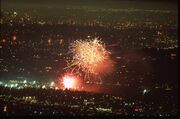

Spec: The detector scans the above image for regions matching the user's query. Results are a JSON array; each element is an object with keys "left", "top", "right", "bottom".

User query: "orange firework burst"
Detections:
[{"left": 67, "top": 38, "right": 113, "bottom": 79}]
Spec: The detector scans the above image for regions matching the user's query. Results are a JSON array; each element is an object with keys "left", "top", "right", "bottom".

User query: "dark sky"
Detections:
[
  {"left": 1, "top": 0, "right": 177, "bottom": 10},
  {"left": 1, "top": 0, "right": 177, "bottom": 6}
]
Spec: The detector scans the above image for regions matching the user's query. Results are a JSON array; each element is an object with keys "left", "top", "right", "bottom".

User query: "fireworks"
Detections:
[
  {"left": 61, "top": 73, "right": 83, "bottom": 90},
  {"left": 67, "top": 38, "right": 114, "bottom": 78},
  {"left": 63, "top": 75, "right": 76, "bottom": 89}
]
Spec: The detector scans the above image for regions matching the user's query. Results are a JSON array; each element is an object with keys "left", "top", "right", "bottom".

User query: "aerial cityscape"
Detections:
[{"left": 0, "top": 0, "right": 178, "bottom": 117}]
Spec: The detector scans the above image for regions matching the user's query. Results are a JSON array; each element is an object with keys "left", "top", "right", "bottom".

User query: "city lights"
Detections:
[{"left": 0, "top": 0, "right": 178, "bottom": 117}]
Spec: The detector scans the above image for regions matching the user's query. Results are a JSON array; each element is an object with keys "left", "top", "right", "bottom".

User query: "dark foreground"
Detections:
[{"left": 0, "top": 84, "right": 178, "bottom": 116}]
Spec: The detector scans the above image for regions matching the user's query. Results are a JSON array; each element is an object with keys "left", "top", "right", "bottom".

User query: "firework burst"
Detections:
[{"left": 66, "top": 37, "right": 114, "bottom": 81}]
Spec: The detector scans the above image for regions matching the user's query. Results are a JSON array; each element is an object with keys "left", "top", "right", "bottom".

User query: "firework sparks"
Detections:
[
  {"left": 62, "top": 75, "right": 76, "bottom": 89},
  {"left": 67, "top": 38, "right": 114, "bottom": 78}
]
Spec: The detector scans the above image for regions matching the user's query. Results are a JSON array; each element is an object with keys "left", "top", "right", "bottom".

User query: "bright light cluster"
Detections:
[
  {"left": 62, "top": 75, "right": 76, "bottom": 89},
  {"left": 68, "top": 38, "right": 110, "bottom": 75}
]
